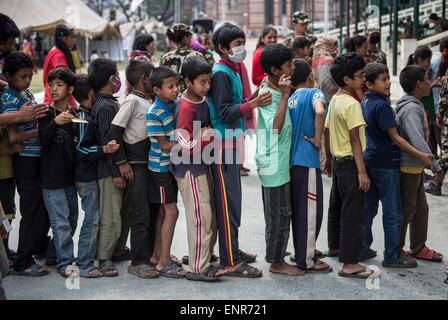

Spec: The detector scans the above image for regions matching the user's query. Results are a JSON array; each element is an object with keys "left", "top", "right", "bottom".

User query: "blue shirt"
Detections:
[
  {"left": 147, "top": 96, "right": 176, "bottom": 173},
  {"left": 1, "top": 87, "right": 41, "bottom": 157},
  {"left": 289, "top": 88, "right": 326, "bottom": 169},
  {"left": 361, "top": 92, "right": 400, "bottom": 169}
]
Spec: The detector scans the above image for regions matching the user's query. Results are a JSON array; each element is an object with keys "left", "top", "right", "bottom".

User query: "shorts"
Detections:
[
  {"left": 0, "top": 178, "right": 16, "bottom": 219},
  {"left": 148, "top": 171, "right": 178, "bottom": 204}
]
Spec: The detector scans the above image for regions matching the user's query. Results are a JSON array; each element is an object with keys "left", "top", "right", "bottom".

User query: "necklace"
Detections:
[
  {"left": 266, "top": 79, "right": 280, "bottom": 91},
  {"left": 132, "top": 90, "right": 150, "bottom": 100},
  {"left": 339, "top": 89, "right": 352, "bottom": 96}
]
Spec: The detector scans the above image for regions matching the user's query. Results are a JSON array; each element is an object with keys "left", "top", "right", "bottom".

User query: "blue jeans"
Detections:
[
  {"left": 360, "top": 167, "right": 402, "bottom": 263},
  {"left": 42, "top": 186, "right": 78, "bottom": 270},
  {"left": 76, "top": 181, "right": 100, "bottom": 269}
]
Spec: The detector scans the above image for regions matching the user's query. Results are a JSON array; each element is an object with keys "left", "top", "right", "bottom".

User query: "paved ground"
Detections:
[{"left": 3, "top": 37, "right": 448, "bottom": 300}]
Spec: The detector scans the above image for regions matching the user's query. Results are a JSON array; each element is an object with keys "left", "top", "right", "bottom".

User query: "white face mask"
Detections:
[{"left": 229, "top": 45, "right": 247, "bottom": 63}]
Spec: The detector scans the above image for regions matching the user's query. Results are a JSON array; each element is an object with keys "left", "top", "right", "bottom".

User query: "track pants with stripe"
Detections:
[
  {"left": 291, "top": 166, "right": 324, "bottom": 270},
  {"left": 210, "top": 150, "right": 242, "bottom": 267},
  {"left": 176, "top": 171, "right": 217, "bottom": 274}
]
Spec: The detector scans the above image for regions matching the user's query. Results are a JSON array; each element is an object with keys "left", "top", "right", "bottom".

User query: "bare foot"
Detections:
[{"left": 270, "top": 261, "right": 305, "bottom": 276}]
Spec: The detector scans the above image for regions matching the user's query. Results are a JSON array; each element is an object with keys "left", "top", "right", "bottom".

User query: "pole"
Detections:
[
  {"left": 311, "top": 0, "right": 315, "bottom": 33},
  {"left": 174, "top": 0, "right": 180, "bottom": 23},
  {"left": 324, "top": 0, "right": 329, "bottom": 35},
  {"left": 346, "top": 0, "right": 350, "bottom": 38},
  {"left": 339, "top": 0, "right": 344, "bottom": 52},
  {"left": 443, "top": 0, "right": 446, "bottom": 24},
  {"left": 378, "top": 0, "right": 383, "bottom": 50},
  {"left": 413, "top": 0, "right": 419, "bottom": 39},
  {"left": 392, "top": 0, "right": 398, "bottom": 76},
  {"left": 355, "top": 0, "right": 359, "bottom": 34}
]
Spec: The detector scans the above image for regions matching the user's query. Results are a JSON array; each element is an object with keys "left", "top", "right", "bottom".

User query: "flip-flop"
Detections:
[
  {"left": 185, "top": 265, "right": 224, "bottom": 282},
  {"left": 58, "top": 265, "right": 79, "bottom": 279},
  {"left": 303, "top": 260, "right": 333, "bottom": 273},
  {"left": 411, "top": 246, "right": 443, "bottom": 262},
  {"left": 238, "top": 250, "right": 257, "bottom": 264},
  {"left": 79, "top": 265, "right": 103, "bottom": 278},
  {"left": 128, "top": 264, "right": 159, "bottom": 279},
  {"left": 11, "top": 263, "right": 49, "bottom": 277},
  {"left": 224, "top": 262, "right": 262, "bottom": 278},
  {"left": 99, "top": 260, "right": 119, "bottom": 277},
  {"left": 338, "top": 268, "right": 374, "bottom": 279},
  {"left": 157, "top": 261, "right": 187, "bottom": 279},
  {"left": 182, "top": 254, "right": 219, "bottom": 265}
]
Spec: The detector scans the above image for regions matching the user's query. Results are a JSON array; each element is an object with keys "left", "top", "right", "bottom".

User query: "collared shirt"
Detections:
[
  {"left": 147, "top": 96, "right": 176, "bottom": 173},
  {"left": 1, "top": 87, "right": 40, "bottom": 157}
]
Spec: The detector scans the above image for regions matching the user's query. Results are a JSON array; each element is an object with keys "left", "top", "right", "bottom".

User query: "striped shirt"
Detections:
[
  {"left": 147, "top": 96, "right": 176, "bottom": 172},
  {"left": 91, "top": 93, "right": 121, "bottom": 179},
  {"left": 1, "top": 87, "right": 40, "bottom": 157}
]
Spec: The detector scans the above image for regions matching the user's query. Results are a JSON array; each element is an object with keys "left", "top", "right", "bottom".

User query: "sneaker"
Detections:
[
  {"left": 424, "top": 181, "right": 442, "bottom": 196},
  {"left": 382, "top": 254, "right": 418, "bottom": 268}
]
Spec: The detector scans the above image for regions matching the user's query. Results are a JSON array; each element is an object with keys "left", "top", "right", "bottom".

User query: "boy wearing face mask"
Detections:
[
  {"left": 208, "top": 23, "right": 272, "bottom": 278},
  {"left": 89, "top": 58, "right": 124, "bottom": 277},
  {"left": 365, "top": 27, "right": 387, "bottom": 66}
]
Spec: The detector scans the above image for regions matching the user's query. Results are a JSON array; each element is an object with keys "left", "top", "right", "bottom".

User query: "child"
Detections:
[
  {"left": 38, "top": 67, "right": 78, "bottom": 278},
  {"left": 89, "top": 58, "right": 124, "bottom": 276},
  {"left": 170, "top": 56, "right": 223, "bottom": 281},
  {"left": 395, "top": 65, "right": 444, "bottom": 262},
  {"left": 252, "top": 26, "right": 278, "bottom": 87},
  {"left": 255, "top": 43, "right": 304, "bottom": 276},
  {"left": 324, "top": 52, "right": 372, "bottom": 279},
  {"left": 147, "top": 67, "right": 186, "bottom": 278},
  {"left": 292, "top": 37, "right": 311, "bottom": 63},
  {"left": 360, "top": 62, "right": 433, "bottom": 268},
  {"left": 72, "top": 74, "right": 119, "bottom": 278},
  {"left": 198, "top": 34, "right": 215, "bottom": 66},
  {"left": 437, "top": 67, "right": 448, "bottom": 184},
  {"left": 1, "top": 52, "right": 50, "bottom": 277},
  {"left": 108, "top": 61, "right": 159, "bottom": 279},
  {"left": 288, "top": 58, "right": 332, "bottom": 273},
  {"left": 208, "top": 23, "right": 271, "bottom": 277}
]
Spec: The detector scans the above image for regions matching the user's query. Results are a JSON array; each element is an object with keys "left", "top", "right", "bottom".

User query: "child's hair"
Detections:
[
  {"left": 73, "top": 74, "right": 92, "bottom": 102},
  {"left": 291, "top": 58, "right": 312, "bottom": 87},
  {"left": 47, "top": 67, "right": 76, "bottom": 87},
  {"left": 292, "top": 37, "right": 311, "bottom": 53},
  {"left": 399, "top": 65, "right": 426, "bottom": 93},
  {"left": 364, "top": 62, "right": 389, "bottom": 84},
  {"left": 0, "top": 13, "right": 20, "bottom": 44},
  {"left": 438, "top": 37, "right": 448, "bottom": 77},
  {"left": 344, "top": 35, "right": 367, "bottom": 53},
  {"left": 87, "top": 58, "right": 118, "bottom": 92},
  {"left": 198, "top": 34, "right": 210, "bottom": 46},
  {"left": 132, "top": 34, "right": 155, "bottom": 51},
  {"left": 54, "top": 24, "right": 76, "bottom": 72},
  {"left": 406, "top": 45, "right": 432, "bottom": 66},
  {"left": 330, "top": 52, "right": 366, "bottom": 87},
  {"left": 126, "top": 60, "right": 155, "bottom": 87},
  {"left": 212, "top": 23, "right": 246, "bottom": 56},
  {"left": 150, "top": 66, "right": 177, "bottom": 89},
  {"left": 260, "top": 43, "right": 294, "bottom": 76},
  {"left": 256, "top": 26, "right": 277, "bottom": 49},
  {"left": 166, "top": 24, "right": 191, "bottom": 44},
  {"left": 181, "top": 56, "right": 212, "bottom": 82},
  {"left": 3, "top": 51, "right": 33, "bottom": 76}
]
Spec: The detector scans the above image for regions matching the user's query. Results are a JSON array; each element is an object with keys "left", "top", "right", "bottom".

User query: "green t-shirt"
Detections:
[
  {"left": 421, "top": 91, "right": 436, "bottom": 124},
  {"left": 255, "top": 86, "right": 292, "bottom": 187}
]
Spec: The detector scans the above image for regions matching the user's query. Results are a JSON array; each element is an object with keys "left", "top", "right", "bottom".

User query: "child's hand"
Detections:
[
  {"left": 18, "top": 102, "right": 48, "bottom": 122},
  {"left": 54, "top": 112, "right": 74, "bottom": 125},
  {"left": 278, "top": 74, "right": 292, "bottom": 96},
  {"left": 0, "top": 226, "right": 8, "bottom": 240},
  {"left": 12, "top": 144, "right": 24, "bottom": 153},
  {"left": 104, "top": 140, "right": 120, "bottom": 154},
  {"left": 436, "top": 115, "right": 443, "bottom": 128},
  {"left": 119, "top": 163, "right": 134, "bottom": 182},
  {"left": 418, "top": 153, "right": 434, "bottom": 169},
  {"left": 113, "top": 176, "right": 126, "bottom": 189},
  {"left": 304, "top": 136, "right": 321, "bottom": 149},
  {"left": 431, "top": 76, "right": 443, "bottom": 88},
  {"left": 323, "top": 159, "right": 332, "bottom": 177},
  {"left": 358, "top": 171, "right": 371, "bottom": 192},
  {"left": 251, "top": 91, "right": 272, "bottom": 109}
]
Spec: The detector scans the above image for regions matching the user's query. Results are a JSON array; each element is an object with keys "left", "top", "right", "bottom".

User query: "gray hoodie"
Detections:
[{"left": 395, "top": 94, "right": 442, "bottom": 171}]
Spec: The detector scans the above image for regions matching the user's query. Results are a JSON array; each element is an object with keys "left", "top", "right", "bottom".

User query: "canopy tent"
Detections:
[{"left": 0, "top": 0, "right": 120, "bottom": 39}]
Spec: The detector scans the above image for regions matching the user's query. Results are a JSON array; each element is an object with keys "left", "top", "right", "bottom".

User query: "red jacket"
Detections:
[{"left": 252, "top": 47, "right": 266, "bottom": 87}]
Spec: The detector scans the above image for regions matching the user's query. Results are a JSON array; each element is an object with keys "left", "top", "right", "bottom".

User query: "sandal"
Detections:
[
  {"left": 170, "top": 255, "right": 183, "bottom": 267},
  {"left": 338, "top": 267, "right": 374, "bottom": 279},
  {"left": 11, "top": 263, "right": 49, "bottom": 277},
  {"left": 99, "top": 260, "right": 119, "bottom": 277},
  {"left": 185, "top": 264, "right": 224, "bottom": 282},
  {"left": 58, "top": 265, "right": 79, "bottom": 279},
  {"left": 224, "top": 262, "right": 262, "bottom": 278},
  {"left": 79, "top": 265, "right": 103, "bottom": 278},
  {"left": 411, "top": 245, "right": 443, "bottom": 262},
  {"left": 289, "top": 249, "right": 325, "bottom": 263},
  {"left": 302, "top": 260, "right": 333, "bottom": 273},
  {"left": 238, "top": 249, "right": 257, "bottom": 264},
  {"left": 157, "top": 261, "right": 187, "bottom": 279},
  {"left": 111, "top": 247, "right": 131, "bottom": 262},
  {"left": 182, "top": 254, "right": 220, "bottom": 265},
  {"left": 128, "top": 264, "right": 159, "bottom": 279},
  {"left": 358, "top": 248, "right": 377, "bottom": 262}
]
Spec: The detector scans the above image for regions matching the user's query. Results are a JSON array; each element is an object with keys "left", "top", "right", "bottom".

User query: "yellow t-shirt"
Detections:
[{"left": 325, "top": 93, "right": 366, "bottom": 158}]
